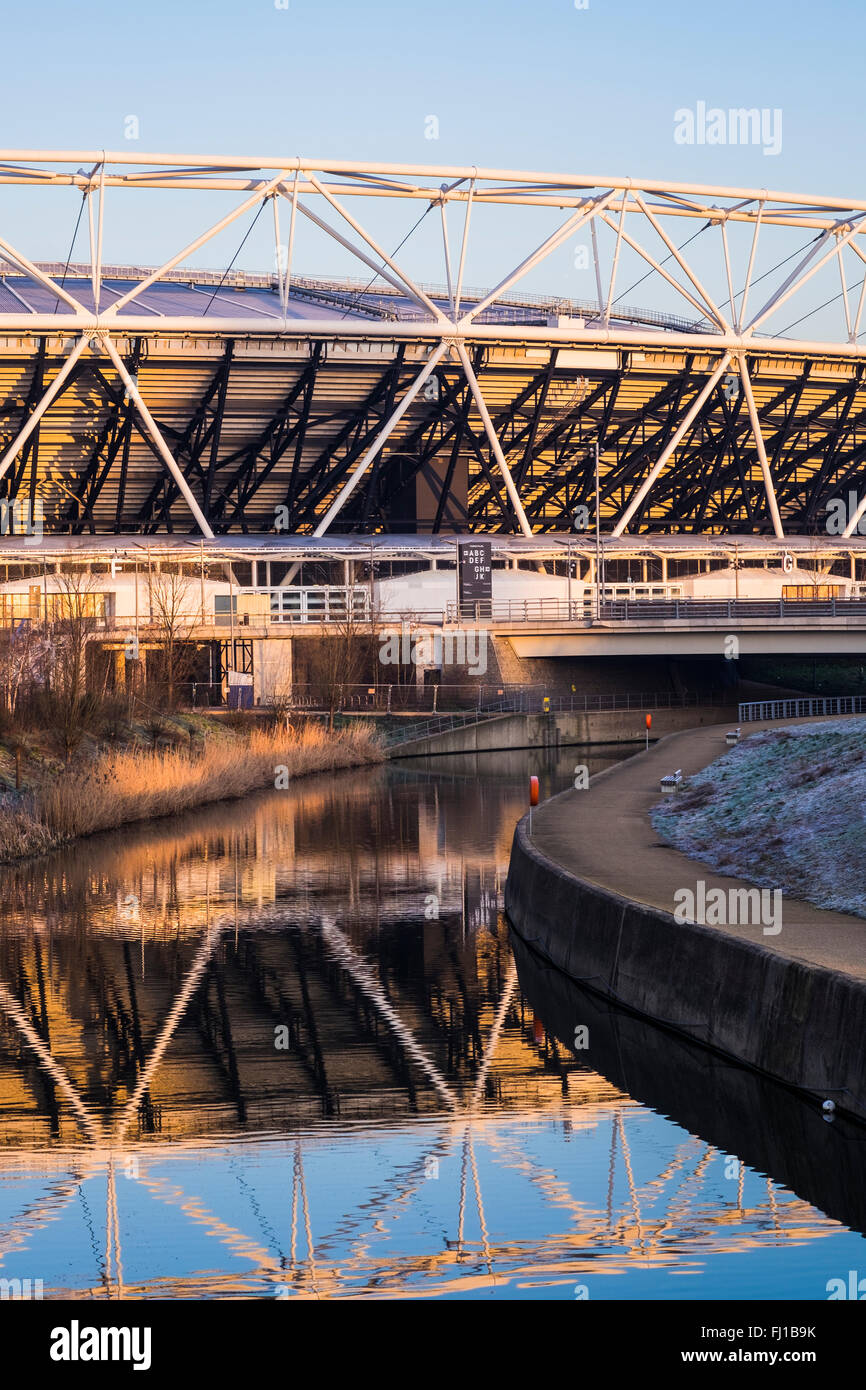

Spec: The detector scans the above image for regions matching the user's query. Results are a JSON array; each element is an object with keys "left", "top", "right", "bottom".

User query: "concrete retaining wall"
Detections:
[
  {"left": 505, "top": 818, "right": 866, "bottom": 1123},
  {"left": 394, "top": 704, "right": 731, "bottom": 757}
]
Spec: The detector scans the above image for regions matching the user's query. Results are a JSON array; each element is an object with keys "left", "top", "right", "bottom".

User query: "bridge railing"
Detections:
[
  {"left": 28, "top": 594, "right": 866, "bottom": 641},
  {"left": 738, "top": 695, "right": 866, "bottom": 722},
  {"left": 598, "top": 597, "right": 866, "bottom": 623}
]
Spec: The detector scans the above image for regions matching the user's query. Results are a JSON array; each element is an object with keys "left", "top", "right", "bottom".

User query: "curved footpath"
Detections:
[{"left": 505, "top": 717, "right": 866, "bottom": 1122}]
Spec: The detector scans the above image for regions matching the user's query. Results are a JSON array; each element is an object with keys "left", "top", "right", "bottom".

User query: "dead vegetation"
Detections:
[{"left": 0, "top": 720, "right": 383, "bottom": 864}]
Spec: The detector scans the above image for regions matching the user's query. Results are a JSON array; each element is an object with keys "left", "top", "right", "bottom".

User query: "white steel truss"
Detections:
[{"left": 3, "top": 152, "right": 866, "bottom": 536}]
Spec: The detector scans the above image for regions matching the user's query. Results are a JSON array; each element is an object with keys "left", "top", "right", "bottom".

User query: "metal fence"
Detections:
[
  {"left": 287, "top": 682, "right": 722, "bottom": 716},
  {"left": 738, "top": 695, "right": 866, "bottom": 722},
  {"left": 383, "top": 689, "right": 726, "bottom": 745},
  {"left": 598, "top": 597, "right": 866, "bottom": 623}
]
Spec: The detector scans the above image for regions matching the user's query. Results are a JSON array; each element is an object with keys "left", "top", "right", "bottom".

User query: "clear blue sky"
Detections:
[{"left": 0, "top": 0, "right": 862, "bottom": 310}]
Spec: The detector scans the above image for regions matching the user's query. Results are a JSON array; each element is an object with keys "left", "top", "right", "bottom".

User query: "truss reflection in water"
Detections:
[{"left": 0, "top": 751, "right": 861, "bottom": 1298}]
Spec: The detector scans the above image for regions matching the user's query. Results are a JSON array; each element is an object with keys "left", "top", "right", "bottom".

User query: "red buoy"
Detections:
[
  {"left": 645, "top": 713, "right": 652, "bottom": 729},
  {"left": 529, "top": 775, "right": 539, "bottom": 806}
]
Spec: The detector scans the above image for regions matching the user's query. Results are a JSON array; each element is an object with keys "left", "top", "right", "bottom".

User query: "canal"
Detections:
[{"left": 0, "top": 744, "right": 863, "bottom": 1299}]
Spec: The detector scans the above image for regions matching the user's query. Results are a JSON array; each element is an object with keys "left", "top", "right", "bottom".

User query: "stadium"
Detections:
[
  {"left": 0, "top": 150, "right": 865, "bottom": 541},
  {"left": 2, "top": 152, "right": 866, "bottom": 708}
]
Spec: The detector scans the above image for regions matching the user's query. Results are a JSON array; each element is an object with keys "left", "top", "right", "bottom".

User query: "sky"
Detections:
[{"left": 0, "top": 0, "right": 863, "bottom": 319}]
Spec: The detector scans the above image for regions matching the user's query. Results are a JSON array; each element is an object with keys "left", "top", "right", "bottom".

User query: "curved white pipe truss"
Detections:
[{"left": 1, "top": 153, "right": 866, "bottom": 537}]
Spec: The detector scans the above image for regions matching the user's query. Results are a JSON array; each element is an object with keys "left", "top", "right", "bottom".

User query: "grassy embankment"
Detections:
[
  {"left": 651, "top": 718, "right": 866, "bottom": 918},
  {"left": 0, "top": 719, "right": 383, "bottom": 863}
]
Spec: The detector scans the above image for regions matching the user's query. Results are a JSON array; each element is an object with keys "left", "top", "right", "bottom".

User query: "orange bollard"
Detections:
[{"left": 528, "top": 774, "right": 540, "bottom": 836}]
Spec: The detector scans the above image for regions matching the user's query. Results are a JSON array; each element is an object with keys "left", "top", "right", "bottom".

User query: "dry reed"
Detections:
[{"left": 0, "top": 722, "right": 383, "bottom": 861}]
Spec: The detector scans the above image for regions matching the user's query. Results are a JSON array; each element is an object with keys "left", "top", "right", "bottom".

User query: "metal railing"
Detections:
[
  {"left": 383, "top": 708, "right": 497, "bottom": 747},
  {"left": 738, "top": 695, "right": 866, "bottom": 722},
  {"left": 11, "top": 593, "right": 866, "bottom": 638},
  {"left": 598, "top": 597, "right": 866, "bottom": 623},
  {"left": 384, "top": 688, "right": 726, "bottom": 745},
  {"left": 288, "top": 681, "right": 722, "bottom": 717}
]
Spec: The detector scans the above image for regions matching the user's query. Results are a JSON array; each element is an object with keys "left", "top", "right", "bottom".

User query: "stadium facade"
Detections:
[{"left": 0, "top": 152, "right": 865, "bottom": 541}]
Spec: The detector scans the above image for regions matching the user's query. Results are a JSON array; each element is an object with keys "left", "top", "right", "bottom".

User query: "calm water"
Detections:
[{"left": 0, "top": 743, "right": 863, "bottom": 1300}]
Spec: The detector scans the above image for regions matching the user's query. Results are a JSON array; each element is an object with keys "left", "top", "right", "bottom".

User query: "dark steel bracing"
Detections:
[{"left": 2, "top": 336, "right": 866, "bottom": 536}]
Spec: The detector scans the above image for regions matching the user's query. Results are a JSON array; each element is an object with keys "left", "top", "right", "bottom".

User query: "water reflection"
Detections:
[{"left": 0, "top": 742, "right": 863, "bottom": 1299}]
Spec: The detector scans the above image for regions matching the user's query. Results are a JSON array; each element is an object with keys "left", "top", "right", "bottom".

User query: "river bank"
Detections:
[
  {"left": 0, "top": 719, "right": 383, "bottom": 863},
  {"left": 651, "top": 717, "right": 866, "bottom": 919},
  {"left": 505, "top": 718, "right": 866, "bottom": 1122}
]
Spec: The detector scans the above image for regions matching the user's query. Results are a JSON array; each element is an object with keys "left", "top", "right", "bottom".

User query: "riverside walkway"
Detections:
[{"left": 526, "top": 716, "right": 866, "bottom": 982}]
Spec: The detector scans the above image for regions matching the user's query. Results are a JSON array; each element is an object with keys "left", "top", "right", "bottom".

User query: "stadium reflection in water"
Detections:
[{"left": 0, "top": 745, "right": 864, "bottom": 1300}]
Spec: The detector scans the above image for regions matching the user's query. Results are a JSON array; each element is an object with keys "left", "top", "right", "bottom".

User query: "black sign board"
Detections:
[{"left": 458, "top": 540, "right": 492, "bottom": 617}]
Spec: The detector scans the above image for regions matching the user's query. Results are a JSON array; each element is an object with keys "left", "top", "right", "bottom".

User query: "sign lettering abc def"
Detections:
[{"left": 458, "top": 540, "right": 493, "bottom": 608}]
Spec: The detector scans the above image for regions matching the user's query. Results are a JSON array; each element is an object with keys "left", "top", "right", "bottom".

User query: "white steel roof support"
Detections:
[
  {"left": 440, "top": 197, "right": 455, "bottom": 318},
  {"left": 590, "top": 218, "right": 604, "bottom": 318},
  {"left": 453, "top": 176, "right": 474, "bottom": 319},
  {"left": 597, "top": 210, "right": 720, "bottom": 326},
  {"left": 283, "top": 168, "right": 300, "bottom": 320},
  {"left": 720, "top": 220, "right": 737, "bottom": 329},
  {"left": 305, "top": 172, "right": 444, "bottom": 323},
  {"left": 98, "top": 335, "right": 215, "bottom": 538},
  {"left": 0, "top": 334, "right": 91, "bottom": 485},
  {"left": 289, "top": 192, "right": 442, "bottom": 320},
  {"left": 313, "top": 339, "right": 450, "bottom": 536},
  {"left": 737, "top": 353, "right": 785, "bottom": 539},
  {"left": 103, "top": 171, "right": 291, "bottom": 317},
  {"left": 737, "top": 201, "right": 764, "bottom": 332},
  {"left": 459, "top": 191, "right": 616, "bottom": 326},
  {"left": 4, "top": 152, "right": 866, "bottom": 216},
  {"left": 612, "top": 353, "right": 733, "bottom": 536},
  {"left": 453, "top": 339, "right": 533, "bottom": 538},
  {"left": 604, "top": 195, "right": 629, "bottom": 324},
  {"left": 836, "top": 243, "right": 853, "bottom": 340},
  {"left": 630, "top": 190, "right": 731, "bottom": 332},
  {"left": 848, "top": 243, "right": 866, "bottom": 342},
  {"left": 87, "top": 159, "right": 106, "bottom": 314},
  {"left": 744, "top": 216, "right": 866, "bottom": 336},
  {"left": 0, "top": 232, "right": 87, "bottom": 315}
]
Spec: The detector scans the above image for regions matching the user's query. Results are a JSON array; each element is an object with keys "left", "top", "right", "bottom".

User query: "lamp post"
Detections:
[{"left": 594, "top": 440, "right": 604, "bottom": 620}]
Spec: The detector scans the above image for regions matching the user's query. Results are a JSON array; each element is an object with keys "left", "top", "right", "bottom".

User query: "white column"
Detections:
[
  {"left": 453, "top": 340, "right": 533, "bottom": 537},
  {"left": 613, "top": 354, "right": 732, "bottom": 536},
  {"left": 313, "top": 341, "right": 450, "bottom": 537},
  {"left": 99, "top": 335, "right": 215, "bottom": 538},
  {"left": 738, "top": 354, "right": 784, "bottom": 538}
]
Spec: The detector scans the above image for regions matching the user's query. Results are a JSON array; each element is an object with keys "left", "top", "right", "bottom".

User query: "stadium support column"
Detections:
[
  {"left": 99, "top": 335, "right": 215, "bottom": 540},
  {"left": 738, "top": 353, "right": 784, "bottom": 539},
  {"left": 453, "top": 340, "right": 533, "bottom": 538},
  {"left": 612, "top": 354, "right": 732, "bottom": 537},
  {"left": 313, "top": 340, "right": 450, "bottom": 537}
]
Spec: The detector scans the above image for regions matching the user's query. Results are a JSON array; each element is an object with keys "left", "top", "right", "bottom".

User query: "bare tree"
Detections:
[
  {"left": 49, "top": 568, "right": 101, "bottom": 760},
  {"left": 316, "top": 599, "right": 377, "bottom": 730},
  {"left": 148, "top": 568, "right": 200, "bottom": 709},
  {"left": 0, "top": 619, "right": 52, "bottom": 719}
]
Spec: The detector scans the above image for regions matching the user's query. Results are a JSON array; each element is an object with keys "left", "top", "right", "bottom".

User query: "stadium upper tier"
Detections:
[
  {"left": 1, "top": 153, "right": 866, "bottom": 537},
  {"left": 0, "top": 265, "right": 708, "bottom": 336}
]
